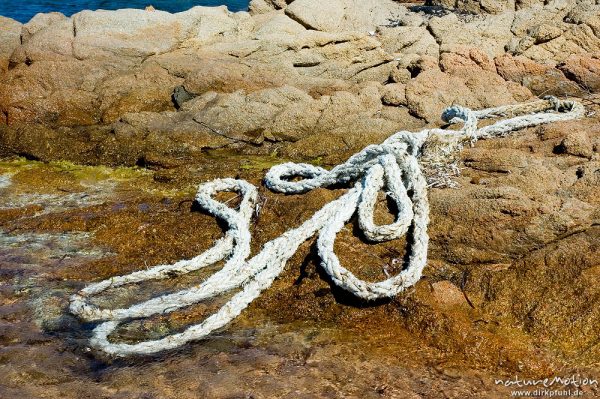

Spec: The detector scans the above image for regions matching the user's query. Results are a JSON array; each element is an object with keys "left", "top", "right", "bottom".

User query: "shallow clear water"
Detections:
[{"left": 0, "top": 0, "right": 250, "bottom": 23}]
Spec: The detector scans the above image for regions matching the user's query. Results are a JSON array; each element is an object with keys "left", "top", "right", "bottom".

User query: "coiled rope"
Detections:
[{"left": 69, "top": 97, "right": 584, "bottom": 356}]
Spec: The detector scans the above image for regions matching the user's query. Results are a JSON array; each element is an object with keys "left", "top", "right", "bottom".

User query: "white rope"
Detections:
[{"left": 69, "top": 97, "right": 584, "bottom": 356}]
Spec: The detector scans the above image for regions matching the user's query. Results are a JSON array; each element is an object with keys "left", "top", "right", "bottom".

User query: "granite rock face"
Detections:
[
  {"left": 1, "top": 0, "right": 598, "bottom": 144},
  {"left": 0, "top": 16, "right": 21, "bottom": 72},
  {"left": 0, "top": 1, "right": 599, "bottom": 397}
]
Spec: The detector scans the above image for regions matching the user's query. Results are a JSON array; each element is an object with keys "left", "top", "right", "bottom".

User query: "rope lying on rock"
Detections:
[{"left": 69, "top": 97, "right": 584, "bottom": 356}]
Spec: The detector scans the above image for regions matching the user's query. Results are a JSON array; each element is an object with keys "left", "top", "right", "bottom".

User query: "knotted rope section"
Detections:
[{"left": 69, "top": 97, "right": 584, "bottom": 356}]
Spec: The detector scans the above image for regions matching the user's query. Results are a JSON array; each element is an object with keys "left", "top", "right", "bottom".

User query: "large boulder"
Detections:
[
  {"left": 191, "top": 85, "right": 321, "bottom": 143},
  {"left": 185, "top": 83, "right": 423, "bottom": 150},
  {"left": 71, "top": 6, "right": 243, "bottom": 60},
  {"left": 21, "top": 12, "right": 67, "bottom": 42},
  {"left": 405, "top": 67, "right": 531, "bottom": 123},
  {"left": 248, "top": 0, "right": 291, "bottom": 14},
  {"left": 427, "top": 0, "right": 516, "bottom": 14},
  {"left": 511, "top": 0, "right": 575, "bottom": 36},
  {"left": 428, "top": 13, "right": 515, "bottom": 58},
  {"left": 285, "top": 0, "right": 345, "bottom": 31},
  {"left": 93, "top": 63, "right": 182, "bottom": 124},
  {"left": 285, "top": 0, "right": 409, "bottom": 32},
  {"left": 252, "top": 13, "right": 306, "bottom": 40},
  {"left": 495, "top": 53, "right": 584, "bottom": 96},
  {"left": 0, "top": 17, "right": 22, "bottom": 71},
  {"left": 558, "top": 54, "right": 600, "bottom": 92},
  {"left": 72, "top": 9, "right": 186, "bottom": 59},
  {"left": 0, "top": 59, "right": 107, "bottom": 126},
  {"left": 514, "top": 24, "right": 600, "bottom": 63},
  {"left": 377, "top": 25, "right": 440, "bottom": 59},
  {"left": 566, "top": 3, "right": 600, "bottom": 38},
  {"left": 12, "top": 16, "right": 74, "bottom": 62}
]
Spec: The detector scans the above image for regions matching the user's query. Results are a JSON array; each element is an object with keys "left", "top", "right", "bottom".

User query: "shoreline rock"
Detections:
[
  {"left": 1, "top": 1, "right": 598, "bottom": 155},
  {"left": 0, "top": 1, "right": 598, "bottom": 396}
]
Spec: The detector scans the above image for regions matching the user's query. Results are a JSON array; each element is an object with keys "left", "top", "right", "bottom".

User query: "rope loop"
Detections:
[
  {"left": 357, "top": 154, "right": 414, "bottom": 242},
  {"left": 318, "top": 152, "right": 429, "bottom": 301},
  {"left": 69, "top": 178, "right": 257, "bottom": 323},
  {"left": 264, "top": 162, "right": 331, "bottom": 193},
  {"left": 68, "top": 97, "right": 584, "bottom": 356},
  {"left": 195, "top": 178, "right": 258, "bottom": 222}
]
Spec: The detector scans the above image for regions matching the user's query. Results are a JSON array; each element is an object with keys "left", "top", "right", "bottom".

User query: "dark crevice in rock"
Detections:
[
  {"left": 552, "top": 142, "right": 567, "bottom": 155},
  {"left": 293, "top": 61, "right": 321, "bottom": 68},
  {"left": 191, "top": 118, "right": 260, "bottom": 146},
  {"left": 425, "top": 21, "right": 442, "bottom": 46},
  {"left": 413, "top": 4, "right": 453, "bottom": 18},
  {"left": 407, "top": 63, "right": 423, "bottom": 78},
  {"left": 171, "top": 86, "right": 197, "bottom": 110},
  {"left": 16, "top": 152, "right": 42, "bottom": 161},
  {"left": 135, "top": 156, "right": 148, "bottom": 168},
  {"left": 557, "top": 64, "right": 596, "bottom": 94},
  {"left": 349, "top": 59, "right": 394, "bottom": 78}
]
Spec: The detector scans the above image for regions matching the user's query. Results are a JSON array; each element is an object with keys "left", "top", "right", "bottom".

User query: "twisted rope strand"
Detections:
[{"left": 69, "top": 97, "right": 583, "bottom": 356}]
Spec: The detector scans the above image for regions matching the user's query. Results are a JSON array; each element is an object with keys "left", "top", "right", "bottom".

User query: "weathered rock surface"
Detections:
[
  {"left": 429, "top": 12, "right": 516, "bottom": 58},
  {"left": 558, "top": 54, "right": 600, "bottom": 92},
  {"left": 428, "top": 0, "right": 516, "bottom": 14},
  {"left": 285, "top": 0, "right": 409, "bottom": 32},
  {"left": 495, "top": 53, "right": 585, "bottom": 96},
  {"left": 1, "top": 0, "right": 599, "bottom": 138},
  {"left": 0, "top": 0, "right": 599, "bottom": 397},
  {"left": 0, "top": 16, "right": 21, "bottom": 72}
]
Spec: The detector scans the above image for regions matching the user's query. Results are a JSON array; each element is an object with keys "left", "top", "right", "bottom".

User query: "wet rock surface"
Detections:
[{"left": 0, "top": 0, "right": 600, "bottom": 397}]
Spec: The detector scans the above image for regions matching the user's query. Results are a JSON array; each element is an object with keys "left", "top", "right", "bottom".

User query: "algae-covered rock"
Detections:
[{"left": 1, "top": 0, "right": 600, "bottom": 397}]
